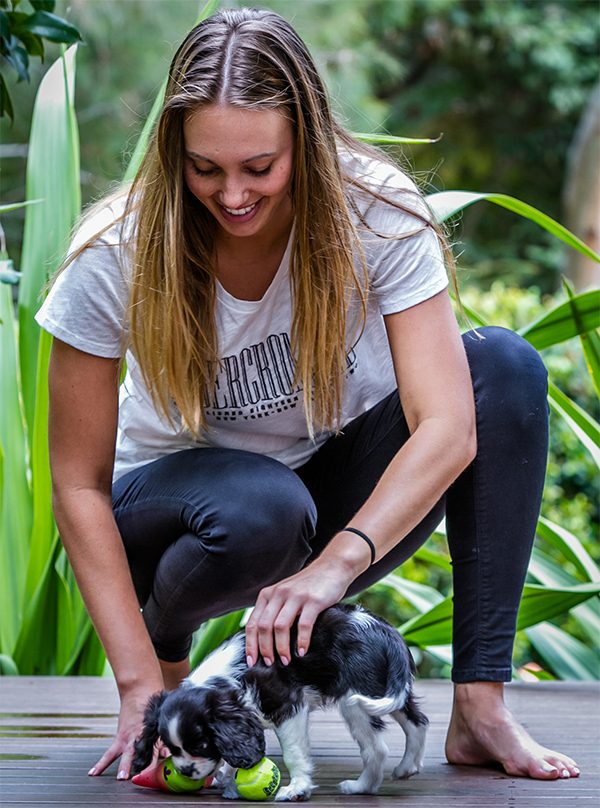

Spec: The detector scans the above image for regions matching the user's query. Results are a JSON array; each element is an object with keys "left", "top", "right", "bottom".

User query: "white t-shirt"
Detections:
[{"left": 36, "top": 154, "right": 448, "bottom": 480}]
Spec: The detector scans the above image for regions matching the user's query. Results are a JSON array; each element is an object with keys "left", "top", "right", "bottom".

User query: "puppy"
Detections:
[{"left": 133, "top": 603, "right": 428, "bottom": 801}]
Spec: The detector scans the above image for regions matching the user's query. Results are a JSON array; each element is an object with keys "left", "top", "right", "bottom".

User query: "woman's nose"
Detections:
[{"left": 219, "top": 176, "right": 248, "bottom": 210}]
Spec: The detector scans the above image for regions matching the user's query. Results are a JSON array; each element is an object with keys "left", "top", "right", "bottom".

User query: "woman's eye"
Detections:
[
  {"left": 247, "top": 166, "right": 272, "bottom": 177},
  {"left": 192, "top": 166, "right": 215, "bottom": 177}
]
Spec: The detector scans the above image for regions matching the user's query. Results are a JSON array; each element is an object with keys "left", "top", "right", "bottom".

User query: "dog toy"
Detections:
[
  {"left": 235, "top": 757, "right": 281, "bottom": 800},
  {"left": 132, "top": 756, "right": 211, "bottom": 793}
]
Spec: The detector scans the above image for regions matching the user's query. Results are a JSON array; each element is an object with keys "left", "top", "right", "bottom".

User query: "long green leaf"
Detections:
[
  {"left": 12, "top": 534, "right": 61, "bottom": 674},
  {"left": 580, "top": 329, "right": 600, "bottom": 400},
  {"left": 18, "top": 44, "right": 80, "bottom": 446},
  {"left": 517, "top": 290, "right": 600, "bottom": 350},
  {"left": 527, "top": 548, "right": 600, "bottom": 647},
  {"left": 354, "top": 133, "right": 442, "bottom": 145},
  {"left": 400, "top": 582, "right": 600, "bottom": 647},
  {"left": 123, "top": 0, "right": 220, "bottom": 183},
  {"left": 517, "top": 582, "right": 600, "bottom": 631},
  {"left": 378, "top": 572, "right": 445, "bottom": 613},
  {"left": 525, "top": 622, "right": 600, "bottom": 680},
  {"left": 536, "top": 516, "right": 600, "bottom": 583},
  {"left": 0, "top": 199, "right": 44, "bottom": 214},
  {"left": 0, "top": 654, "right": 20, "bottom": 675},
  {"left": 0, "top": 284, "right": 32, "bottom": 657},
  {"left": 412, "top": 546, "right": 452, "bottom": 572},
  {"left": 190, "top": 610, "right": 245, "bottom": 669},
  {"left": 426, "top": 191, "right": 600, "bottom": 263},
  {"left": 563, "top": 275, "right": 600, "bottom": 399},
  {"left": 122, "top": 79, "right": 166, "bottom": 184},
  {"left": 23, "top": 327, "right": 57, "bottom": 599},
  {"left": 547, "top": 382, "right": 600, "bottom": 468}
]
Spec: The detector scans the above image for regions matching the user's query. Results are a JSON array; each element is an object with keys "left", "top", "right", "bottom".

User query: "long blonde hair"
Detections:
[{"left": 64, "top": 8, "right": 451, "bottom": 438}]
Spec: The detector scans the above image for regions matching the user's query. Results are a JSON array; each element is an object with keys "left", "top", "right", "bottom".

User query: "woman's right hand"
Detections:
[{"left": 89, "top": 683, "right": 163, "bottom": 779}]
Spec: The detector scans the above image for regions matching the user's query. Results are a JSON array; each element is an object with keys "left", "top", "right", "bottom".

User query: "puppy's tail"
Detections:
[{"left": 346, "top": 684, "right": 410, "bottom": 717}]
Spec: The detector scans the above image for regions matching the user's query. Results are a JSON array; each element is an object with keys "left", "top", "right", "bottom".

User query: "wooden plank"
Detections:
[{"left": 0, "top": 679, "right": 598, "bottom": 806}]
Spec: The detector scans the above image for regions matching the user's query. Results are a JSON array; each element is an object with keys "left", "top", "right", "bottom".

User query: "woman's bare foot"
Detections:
[
  {"left": 159, "top": 657, "right": 191, "bottom": 691},
  {"left": 445, "top": 682, "right": 580, "bottom": 779}
]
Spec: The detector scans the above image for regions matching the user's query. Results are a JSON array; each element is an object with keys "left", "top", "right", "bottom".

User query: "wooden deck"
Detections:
[{"left": 0, "top": 678, "right": 598, "bottom": 806}]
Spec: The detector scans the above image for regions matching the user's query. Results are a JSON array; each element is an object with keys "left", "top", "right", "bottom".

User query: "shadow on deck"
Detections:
[{"left": 1, "top": 678, "right": 598, "bottom": 806}]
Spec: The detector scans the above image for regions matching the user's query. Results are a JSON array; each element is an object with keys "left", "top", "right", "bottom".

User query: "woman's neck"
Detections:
[{"left": 214, "top": 213, "right": 293, "bottom": 301}]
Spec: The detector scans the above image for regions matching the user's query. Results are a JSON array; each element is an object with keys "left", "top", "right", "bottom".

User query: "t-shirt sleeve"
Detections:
[
  {"left": 348, "top": 156, "right": 449, "bottom": 315},
  {"left": 35, "top": 216, "right": 129, "bottom": 358},
  {"left": 366, "top": 216, "right": 448, "bottom": 316}
]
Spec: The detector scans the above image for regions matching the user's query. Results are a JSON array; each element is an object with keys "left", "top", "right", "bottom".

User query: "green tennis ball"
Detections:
[
  {"left": 161, "top": 756, "right": 205, "bottom": 793},
  {"left": 235, "top": 757, "right": 281, "bottom": 801}
]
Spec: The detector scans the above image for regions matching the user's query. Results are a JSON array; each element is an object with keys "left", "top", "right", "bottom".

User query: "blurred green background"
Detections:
[{"left": 1, "top": 0, "right": 598, "bottom": 680}]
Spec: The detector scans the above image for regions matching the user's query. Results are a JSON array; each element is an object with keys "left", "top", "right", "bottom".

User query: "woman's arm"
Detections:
[
  {"left": 48, "top": 339, "right": 164, "bottom": 777},
  {"left": 245, "top": 289, "right": 476, "bottom": 666}
]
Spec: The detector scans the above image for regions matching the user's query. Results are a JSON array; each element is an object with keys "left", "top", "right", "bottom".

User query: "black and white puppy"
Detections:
[{"left": 132, "top": 603, "right": 428, "bottom": 801}]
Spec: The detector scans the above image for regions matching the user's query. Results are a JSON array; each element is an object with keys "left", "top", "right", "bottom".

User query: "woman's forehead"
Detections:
[{"left": 183, "top": 105, "right": 294, "bottom": 161}]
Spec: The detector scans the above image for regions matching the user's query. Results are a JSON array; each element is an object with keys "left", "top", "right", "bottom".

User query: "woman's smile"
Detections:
[{"left": 183, "top": 105, "right": 295, "bottom": 242}]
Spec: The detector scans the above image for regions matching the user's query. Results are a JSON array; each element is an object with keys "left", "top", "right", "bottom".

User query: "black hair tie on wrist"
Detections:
[{"left": 342, "top": 527, "right": 376, "bottom": 567}]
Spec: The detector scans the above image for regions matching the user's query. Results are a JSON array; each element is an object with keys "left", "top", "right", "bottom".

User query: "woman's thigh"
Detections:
[{"left": 112, "top": 447, "right": 317, "bottom": 608}]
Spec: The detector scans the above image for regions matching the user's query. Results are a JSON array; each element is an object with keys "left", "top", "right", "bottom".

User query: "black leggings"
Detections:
[{"left": 112, "top": 327, "right": 549, "bottom": 682}]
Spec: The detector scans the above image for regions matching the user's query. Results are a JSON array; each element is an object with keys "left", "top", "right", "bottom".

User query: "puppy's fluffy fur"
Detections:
[{"left": 133, "top": 603, "right": 428, "bottom": 801}]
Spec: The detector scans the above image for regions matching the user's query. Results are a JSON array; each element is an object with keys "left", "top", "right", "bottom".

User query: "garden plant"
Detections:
[{"left": 1, "top": 2, "right": 599, "bottom": 681}]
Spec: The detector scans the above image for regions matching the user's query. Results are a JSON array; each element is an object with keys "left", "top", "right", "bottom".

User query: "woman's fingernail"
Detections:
[
  {"left": 542, "top": 763, "right": 557, "bottom": 773},
  {"left": 280, "top": 656, "right": 289, "bottom": 666},
  {"left": 246, "top": 655, "right": 254, "bottom": 668},
  {"left": 88, "top": 768, "right": 96, "bottom": 776},
  {"left": 298, "top": 647, "right": 305, "bottom": 657},
  {"left": 117, "top": 770, "right": 127, "bottom": 780},
  {"left": 264, "top": 657, "right": 272, "bottom": 667}
]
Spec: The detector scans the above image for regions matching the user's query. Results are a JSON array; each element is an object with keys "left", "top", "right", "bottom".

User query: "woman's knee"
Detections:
[
  {"left": 200, "top": 453, "right": 317, "bottom": 554},
  {"left": 462, "top": 326, "right": 548, "bottom": 414}
]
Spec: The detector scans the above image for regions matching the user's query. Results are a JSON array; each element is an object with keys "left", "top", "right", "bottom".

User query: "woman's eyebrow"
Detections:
[{"left": 186, "top": 150, "right": 275, "bottom": 164}]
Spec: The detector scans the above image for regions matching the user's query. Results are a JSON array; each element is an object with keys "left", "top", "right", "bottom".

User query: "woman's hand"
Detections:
[
  {"left": 245, "top": 533, "right": 371, "bottom": 667},
  {"left": 89, "top": 683, "right": 163, "bottom": 779}
]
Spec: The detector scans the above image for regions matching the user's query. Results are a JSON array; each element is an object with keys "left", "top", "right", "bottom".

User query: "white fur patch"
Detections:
[
  {"left": 186, "top": 633, "right": 246, "bottom": 688},
  {"left": 167, "top": 715, "right": 182, "bottom": 750},
  {"left": 350, "top": 607, "right": 380, "bottom": 630},
  {"left": 347, "top": 682, "right": 409, "bottom": 717}
]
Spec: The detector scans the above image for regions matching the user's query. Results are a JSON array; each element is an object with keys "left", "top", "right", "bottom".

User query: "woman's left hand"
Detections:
[{"left": 245, "top": 533, "right": 371, "bottom": 667}]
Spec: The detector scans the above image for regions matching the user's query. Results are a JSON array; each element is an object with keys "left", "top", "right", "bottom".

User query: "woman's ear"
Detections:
[
  {"left": 132, "top": 690, "right": 168, "bottom": 773},
  {"left": 206, "top": 688, "right": 265, "bottom": 769}
]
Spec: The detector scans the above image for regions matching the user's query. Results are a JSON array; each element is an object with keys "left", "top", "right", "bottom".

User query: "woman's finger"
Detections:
[
  {"left": 295, "top": 600, "right": 325, "bottom": 657},
  {"left": 271, "top": 598, "right": 305, "bottom": 664},
  {"left": 89, "top": 739, "right": 125, "bottom": 776}
]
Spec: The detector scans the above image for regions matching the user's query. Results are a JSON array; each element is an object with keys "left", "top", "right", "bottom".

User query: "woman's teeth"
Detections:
[{"left": 223, "top": 202, "right": 257, "bottom": 216}]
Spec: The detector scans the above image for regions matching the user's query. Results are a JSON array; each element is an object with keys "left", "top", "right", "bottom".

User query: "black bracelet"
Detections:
[{"left": 342, "top": 527, "right": 376, "bottom": 567}]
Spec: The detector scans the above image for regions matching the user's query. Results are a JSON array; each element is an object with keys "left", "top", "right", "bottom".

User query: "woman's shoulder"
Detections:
[
  {"left": 69, "top": 187, "right": 134, "bottom": 256},
  {"left": 339, "top": 149, "right": 431, "bottom": 230},
  {"left": 339, "top": 150, "right": 418, "bottom": 195}
]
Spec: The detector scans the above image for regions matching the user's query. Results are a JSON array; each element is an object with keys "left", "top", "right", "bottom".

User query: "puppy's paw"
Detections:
[
  {"left": 221, "top": 780, "right": 241, "bottom": 800},
  {"left": 391, "top": 761, "right": 422, "bottom": 780},
  {"left": 275, "top": 784, "right": 312, "bottom": 802},
  {"left": 338, "top": 778, "right": 379, "bottom": 795}
]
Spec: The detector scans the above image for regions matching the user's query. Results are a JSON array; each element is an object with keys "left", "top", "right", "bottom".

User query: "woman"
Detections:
[{"left": 37, "top": 7, "right": 578, "bottom": 785}]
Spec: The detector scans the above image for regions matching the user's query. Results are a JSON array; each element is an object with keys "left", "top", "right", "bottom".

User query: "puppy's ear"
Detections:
[
  {"left": 132, "top": 690, "right": 168, "bottom": 774},
  {"left": 206, "top": 687, "right": 265, "bottom": 769}
]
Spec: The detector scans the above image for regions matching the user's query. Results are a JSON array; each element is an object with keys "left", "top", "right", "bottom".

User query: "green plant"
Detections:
[
  {"left": 0, "top": 0, "right": 82, "bottom": 121},
  {"left": 1, "top": 0, "right": 599, "bottom": 680}
]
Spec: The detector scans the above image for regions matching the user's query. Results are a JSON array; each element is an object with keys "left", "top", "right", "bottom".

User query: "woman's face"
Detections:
[{"left": 183, "top": 105, "right": 295, "bottom": 241}]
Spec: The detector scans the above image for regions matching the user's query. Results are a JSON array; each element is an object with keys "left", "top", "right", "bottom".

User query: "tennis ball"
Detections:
[
  {"left": 160, "top": 756, "right": 206, "bottom": 793},
  {"left": 235, "top": 757, "right": 281, "bottom": 800}
]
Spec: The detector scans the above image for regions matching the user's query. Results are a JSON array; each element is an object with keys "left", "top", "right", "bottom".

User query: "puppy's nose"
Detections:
[{"left": 176, "top": 763, "right": 197, "bottom": 778}]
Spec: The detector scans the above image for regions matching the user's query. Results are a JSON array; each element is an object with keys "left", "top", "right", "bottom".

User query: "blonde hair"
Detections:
[{"left": 62, "top": 8, "right": 452, "bottom": 438}]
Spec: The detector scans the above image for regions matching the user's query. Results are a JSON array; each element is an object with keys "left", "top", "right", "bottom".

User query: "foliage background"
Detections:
[{"left": 1, "top": 0, "right": 598, "bottom": 680}]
